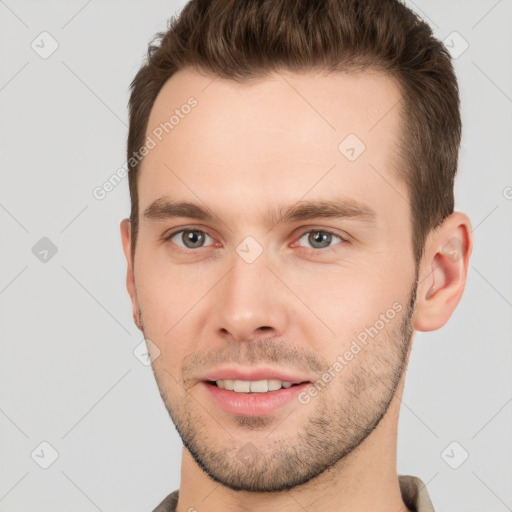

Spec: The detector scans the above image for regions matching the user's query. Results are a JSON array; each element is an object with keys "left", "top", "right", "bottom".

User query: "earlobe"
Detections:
[{"left": 414, "top": 212, "right": 473, "bottom": 332}]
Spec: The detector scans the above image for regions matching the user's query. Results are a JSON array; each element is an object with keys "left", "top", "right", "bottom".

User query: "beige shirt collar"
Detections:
[{"left": 152, "top": 474, "right": 436, "bottom": 512}]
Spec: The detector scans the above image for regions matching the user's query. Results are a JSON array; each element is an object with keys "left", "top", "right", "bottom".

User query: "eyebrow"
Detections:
[{"left": 142, "top": 196, "right": 376, "bottom": 228}]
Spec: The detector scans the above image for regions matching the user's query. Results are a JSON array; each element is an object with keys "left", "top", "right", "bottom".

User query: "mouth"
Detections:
[{"left": 202, "top": 378, "right": 312, "bottom": 417}]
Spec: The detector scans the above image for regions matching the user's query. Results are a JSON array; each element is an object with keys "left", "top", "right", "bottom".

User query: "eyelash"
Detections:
[{"left": 162, "top": 226, "right": 349, "bottom": 255}]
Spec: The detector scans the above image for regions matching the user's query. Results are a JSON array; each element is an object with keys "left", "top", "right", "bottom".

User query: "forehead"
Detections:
[{"left": 138, "top": 67, "right": 407, "bottom": 227}]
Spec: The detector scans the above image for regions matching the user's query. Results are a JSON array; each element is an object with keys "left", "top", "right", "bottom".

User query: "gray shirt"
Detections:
[{"left": 152, "top": 474, "right": 435, "bottom": 512}]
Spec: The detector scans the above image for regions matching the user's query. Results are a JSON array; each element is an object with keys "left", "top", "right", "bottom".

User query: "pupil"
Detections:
[
  {"left": 184, "top": 230, "right": 204, "bottom": 248},
  {"left": 309, "top": 231, "right": 330, "bottom": 249}
]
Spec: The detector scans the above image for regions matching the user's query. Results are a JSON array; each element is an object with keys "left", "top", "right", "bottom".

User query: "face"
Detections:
[{"left": 123, "top": 68, "right": 419, "bottom": 492}]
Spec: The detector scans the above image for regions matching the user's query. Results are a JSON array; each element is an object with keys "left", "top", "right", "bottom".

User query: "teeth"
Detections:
[
  {"left": 215, "top": 379, "right": 295, "bottom": 393},
  {"left": 233, "top": 380, "right": 251, "bottom": 392},
  {"left": 249, "top": 380, "right": 267, "bottom": 393},
  {"left": 267, "top": 379, "right": 282, "bottom": 391}
]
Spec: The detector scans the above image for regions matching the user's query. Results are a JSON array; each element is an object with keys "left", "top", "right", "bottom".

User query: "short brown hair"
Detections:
[{"left": 127, "top": 0, "right": 461, "bottom": 265}]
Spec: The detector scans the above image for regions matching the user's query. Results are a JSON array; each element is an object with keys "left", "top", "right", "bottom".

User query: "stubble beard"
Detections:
[{"left": 141, "top": 279, "right": 418, "bottom": 493}]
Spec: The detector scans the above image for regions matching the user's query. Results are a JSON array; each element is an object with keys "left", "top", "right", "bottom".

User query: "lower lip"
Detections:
[{"left": 202, "top": 381, "right": 311, "bottom": 417}]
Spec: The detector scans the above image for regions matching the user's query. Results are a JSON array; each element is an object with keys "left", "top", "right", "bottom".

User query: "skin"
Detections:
[{"left": 120, "top": 68, "right": 473, "bottom": 512}]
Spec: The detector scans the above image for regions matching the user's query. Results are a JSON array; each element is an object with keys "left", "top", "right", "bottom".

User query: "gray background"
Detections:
[{"left": 1, "top": 0, "right": 511, "bottom": 510}]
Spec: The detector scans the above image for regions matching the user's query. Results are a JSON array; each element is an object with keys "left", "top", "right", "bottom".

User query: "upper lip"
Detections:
[{"left": 202, "top": 367, "right": 312, "bottom": 384}]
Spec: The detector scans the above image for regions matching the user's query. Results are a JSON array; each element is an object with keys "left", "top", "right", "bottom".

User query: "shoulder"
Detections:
[
  {"left": 398, "top": 474, "right": 436, "bottom": 512},
  {"left": 151, "top": 489, "right": 179, "bottom": 512}
]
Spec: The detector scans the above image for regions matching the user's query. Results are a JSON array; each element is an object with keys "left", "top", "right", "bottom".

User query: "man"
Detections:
[{"left": 120, "top": 0, "right": 473, "bottom": 510}]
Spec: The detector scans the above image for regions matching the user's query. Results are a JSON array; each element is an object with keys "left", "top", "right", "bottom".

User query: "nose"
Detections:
[{"left": 213, "top": 247, "right": 289, "bottom": 343}]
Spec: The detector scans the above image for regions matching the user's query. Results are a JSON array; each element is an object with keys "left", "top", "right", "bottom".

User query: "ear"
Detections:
[
  {"left": 120, "top": 218, "right": 142, "bottom": 331},
  {"left": 414, "top": 212, "right": 473, "bottom": 332}
]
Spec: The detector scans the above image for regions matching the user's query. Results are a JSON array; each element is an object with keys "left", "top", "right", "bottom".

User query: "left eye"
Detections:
[
  {"left": 297, "top": 230, "right": 344, "bottom": 250},
  {"left": 167, "top": 229, "right": 214, "bottom": 249}
]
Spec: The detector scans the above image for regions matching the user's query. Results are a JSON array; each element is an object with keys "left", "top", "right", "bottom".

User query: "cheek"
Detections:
[
  {"left": 134, "top": 248, "right": 210, "bottom": 330},
  {"left": 283, "top": 259, "right": 411, "bottom": 350},
  {"left": 135, "top": 266, "right": 195, "bottom": 377},
  {"left": 134, "top": 253, "right": 223, "bottom": 379}
]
